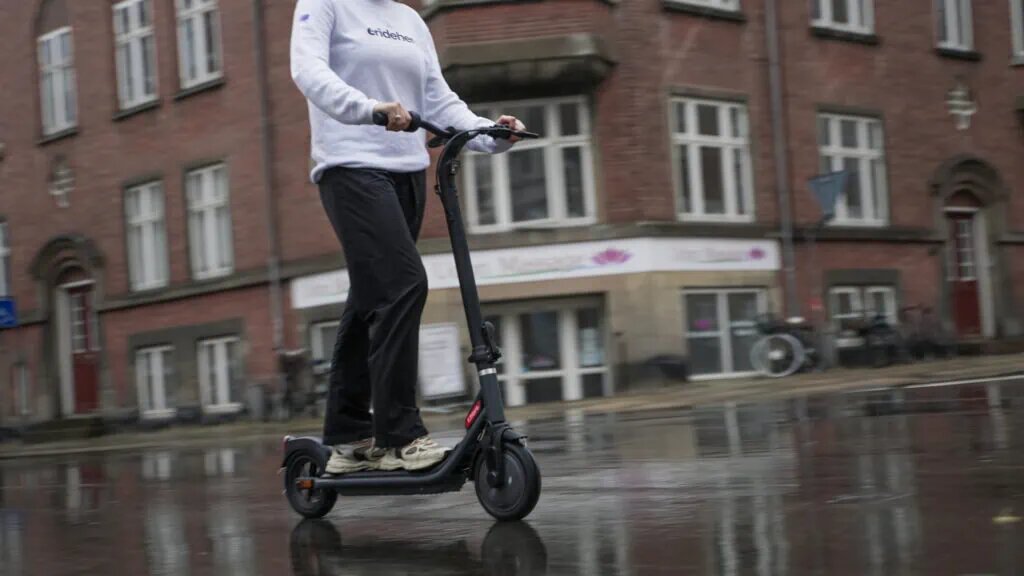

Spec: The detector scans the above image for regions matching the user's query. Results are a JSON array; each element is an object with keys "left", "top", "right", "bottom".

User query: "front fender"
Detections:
[{"left": 281, "top": 436, "right": 331, "bottom": 469}]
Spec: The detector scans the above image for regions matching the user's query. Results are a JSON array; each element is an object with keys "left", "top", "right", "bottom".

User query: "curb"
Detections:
[{"left": 1, "top": 364, "right": 1021, "bottom": 461}]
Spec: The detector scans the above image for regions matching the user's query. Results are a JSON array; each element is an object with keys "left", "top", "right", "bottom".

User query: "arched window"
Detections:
[{"left": 37, "top": 0, "right": 77, "bottom": 136}]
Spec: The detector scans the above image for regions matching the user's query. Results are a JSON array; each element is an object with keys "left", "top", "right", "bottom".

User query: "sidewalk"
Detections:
[{"left": 2, "top": 353, "right": 1021, "bottom": 460}]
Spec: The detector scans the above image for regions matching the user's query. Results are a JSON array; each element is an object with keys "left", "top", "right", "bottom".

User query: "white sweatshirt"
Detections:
[{"left": 290, "top": 0, "right": 510, "bottom": 182}]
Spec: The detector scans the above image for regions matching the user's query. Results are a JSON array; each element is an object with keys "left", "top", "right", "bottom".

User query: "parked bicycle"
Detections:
[
  {"left": 832, "top": 310, "right": 901, "bottom": 368},
  {"left": 750, "top": 314, "right": 821, "bottom": 378},
  {"left": 898, "top": 305, "right": 957, "bottom": 361}
]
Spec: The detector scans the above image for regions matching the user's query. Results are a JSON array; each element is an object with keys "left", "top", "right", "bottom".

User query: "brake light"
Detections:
[{"left": 465, "top": 400, "right": 482, "bottom": 429}]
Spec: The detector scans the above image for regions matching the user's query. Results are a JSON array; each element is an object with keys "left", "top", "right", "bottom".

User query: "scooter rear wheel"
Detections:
[
  {"left": 475, "top": 442, "right": 541, "bottom": 522},
  {"left": 284, "top": 451, "right": 338, "bottom": 519}
]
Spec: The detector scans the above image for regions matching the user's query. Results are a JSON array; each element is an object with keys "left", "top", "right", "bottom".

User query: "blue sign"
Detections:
[
  {"left": 808, "top": 171, "right": 851, "bottom": 222},
  {"left": 0, "top": 298, "right": 18, "bottom": 329}
]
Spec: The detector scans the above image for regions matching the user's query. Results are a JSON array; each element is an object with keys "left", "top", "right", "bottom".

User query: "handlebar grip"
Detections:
[{"left": 371, "top": 110, "right": 422, "bottom": 133}]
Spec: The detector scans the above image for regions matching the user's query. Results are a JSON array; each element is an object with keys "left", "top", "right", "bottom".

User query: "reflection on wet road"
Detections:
[{"left": 2, "top": 379, "right": 1024, "bottom": 575}]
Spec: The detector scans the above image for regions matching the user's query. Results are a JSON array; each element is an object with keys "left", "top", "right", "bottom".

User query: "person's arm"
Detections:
[
  {"left": 421, "top": 31, "right": 518, "bottom": 154},
  {"left": 290, "top": 0, "right": 378, "bottom": 125}
]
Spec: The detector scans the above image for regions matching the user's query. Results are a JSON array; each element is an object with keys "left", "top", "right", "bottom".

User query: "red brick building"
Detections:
[{"left": 1, "top": 0, "right": 1022, "bottom": 428}]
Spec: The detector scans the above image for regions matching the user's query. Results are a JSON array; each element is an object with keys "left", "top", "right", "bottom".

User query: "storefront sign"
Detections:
[
  {"left": 291, "top": 237, "right": 780, "bottom": 309},
  {"left": 418, "top": 323, "right": 465, "bottom": 399}
]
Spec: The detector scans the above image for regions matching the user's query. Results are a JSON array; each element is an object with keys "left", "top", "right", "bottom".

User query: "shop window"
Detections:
[{"left": 683, "top": 289, "right": 766, "bottom": 377}]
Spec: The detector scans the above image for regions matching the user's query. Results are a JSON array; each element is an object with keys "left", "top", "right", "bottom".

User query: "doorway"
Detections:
[
  {"left": 57, "top": 280, "right": 100, "bottom": 415},
  {"left": 945, "top": 207, "right": 991, "bottom": 338}
]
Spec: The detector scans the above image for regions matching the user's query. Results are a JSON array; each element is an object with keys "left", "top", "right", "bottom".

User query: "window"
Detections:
[
  {"left": 69, "top": 289, "right": 99, "bottom": 353},
  {"left": 672, "top": 98, "right": 754, "bottom": 222},
  {"left": 38, "top": 27, "right": 77, "bottom": 135},
  {"left": 937, "top": 0, "right": 973, "bottom": 51},
  {"left": 948, "top": 216, "right": 977, "bottom": 280},
  {"left": 113, "top": 0, "right": 157, "bottom": 109},
  {"left": 684, "top": 289, "right": 766, "bottom": 377},
  {"left": 126, "top": 182, "right": 168, "bottom": 291},
  {"left": 464, "top": 98, "right": 595, "bottom": 231},
  {"left": 818, "top": 114, "right": 887, "bottom": 225},
  {"left": 310, "top": 321, "right": 339, "bottom": 365},
  {"left": 136, "top": 346, "right": 175, "bottom": 418},
  {"left": 829, "top": 285, "right": 897, "bottom": 329},
  {"left": 669, "top": 0, "right": 739, "bottom": 10},
  {"left": 811, "top": 0, "right": 874, "bottom": 33},
  {"left": 176, "top": 0, "right": 222, "bottom": 88},
  {"left": 484, "top": 303, "right": 608, "bottom": 407},
  {"left": 0, "top": 222, "right": 9, "bottom": 297},
  {"left": 1012, "top": 0, "right": 1024, "bottom": 59},
  {"left": 197, "top": 336, "right": 241, "bottom": 412},
  {"left": 186, "top": 164, "right": 233, "bottom": 279}
]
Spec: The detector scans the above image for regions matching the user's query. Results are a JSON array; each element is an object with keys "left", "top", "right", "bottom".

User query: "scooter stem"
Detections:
[{"left": 434, "top": 132, "right": 507, "bottom": 425}]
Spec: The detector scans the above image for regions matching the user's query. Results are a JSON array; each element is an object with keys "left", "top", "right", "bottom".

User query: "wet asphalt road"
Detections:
[{"left": 2, "top": 379, "right": 1024, "bottom": 575}]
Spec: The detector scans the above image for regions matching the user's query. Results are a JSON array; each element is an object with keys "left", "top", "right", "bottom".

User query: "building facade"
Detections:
[{"left": 1, "top": 0, "right": 1023, "bottom": 427}]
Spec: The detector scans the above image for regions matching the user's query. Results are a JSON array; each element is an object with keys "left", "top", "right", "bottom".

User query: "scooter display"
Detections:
[{"left": 282, "top": 112, "right": 542, "bottom": 522}]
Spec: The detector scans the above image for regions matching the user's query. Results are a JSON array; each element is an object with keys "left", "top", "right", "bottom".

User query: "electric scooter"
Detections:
[{"left": 282, "top": 111, "right": 542, "bottom": 522}]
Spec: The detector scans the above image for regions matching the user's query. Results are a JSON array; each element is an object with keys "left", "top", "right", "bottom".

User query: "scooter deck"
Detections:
[{"left": 310, "top": 453, "right": 469, "bottom": 496}]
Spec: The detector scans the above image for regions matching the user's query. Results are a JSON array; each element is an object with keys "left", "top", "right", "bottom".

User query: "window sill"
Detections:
[
  {"left": 469, "top": 219, "right": 597, "bottom": 235},
  {"left": 38, "top": 127, "right": 78, "bottom": 146},
  {"left": 661, "top": 1, "right": 745, "bottom": 23},
  {"left": 113, "top": 99, "right": 160, "bottom": 122},
  {"left": 935, "top": 47, "right": 982, "bottom": 62},
  {"left": 130, "top": 282, "right": 170, "bottom": 295},
  {"left": 141, "top": 409, "right": 177, "bottom": 420},
  {"left": 193, "top": 269, "right": 234, "bottom": 283},
  {"left": 202, "top": 403, "right": 244, "bottom": 415},
  {"left": 174, "top": 76, "right": 225, "bottom": 101},
  {"left": 677, "top": 215, "right": 757, "bottom": 225},
  {"left": 810, "top": 25, "right": 880, "bottom": 46}
]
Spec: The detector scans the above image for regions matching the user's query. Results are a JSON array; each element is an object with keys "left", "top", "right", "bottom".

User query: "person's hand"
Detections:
[
  {"left": 496, "top": 115, "right": 526, "bottom": 143},
  {"left": 373, "top": 102, "right": 412, "bottom": 131}
]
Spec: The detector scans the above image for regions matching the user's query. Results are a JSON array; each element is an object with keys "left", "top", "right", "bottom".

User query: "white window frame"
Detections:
[
  {"left": 671, "top": 97, "right": 755, "bottom": 223},
  {"left": 113, "top": 0, "right": 158, "bottom": 109},
  {"left": 186, "top": 164, "right": 233, "bottom": 280},
  {"left": 0, "top": 221, "right": 9, "bottom": 297},
  {"left": 1012, "top": 0, "right": 1024, "bottom": 60},
  {"left": 136, "top": 346, "right": 175, "bottom": 419},
  {"left": 176, "top": 0, "right": 223, "bottom": 89},
  {"left": 829, "top": 285, "right": 897, "bottom": 330},
  {"left": 666, "top": 0, "right": 740, "bottom": 11},
  {"left": 683, "top": 289, "right": 767, "bottom": 379},
  {"left": 464, "top": 97, "right": 596, "bottom": 233},
  {"left": 197, "top": 336, "right": 242, "bottom": 413},
  {"left": 126, "top": 181, "right": 169, "bottom": 291},
  {"left": 38, "top": 27, "right": 77, "bottom": 135},
  {"left": 488, "top": 303, "right": 609, "bottom": 408},
  {"left": 310, "top": 320, "right": 339, "bottom": 364},
  {"left": 818, "top": 114, "right": 888, "bottom": 226},
  {"left": 937, "top": 0, "right": 973, "bottom": 51},
  {"left": 812, "top": 0, "right": 874, "bottom": 34}
]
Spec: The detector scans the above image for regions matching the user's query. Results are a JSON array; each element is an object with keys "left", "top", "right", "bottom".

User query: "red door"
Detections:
[
  {"left": 948, "top": 213, "right": 981, "bottom": 337},
  {"left": 68, "top": 285, "right": 99, "bottom": 413}
]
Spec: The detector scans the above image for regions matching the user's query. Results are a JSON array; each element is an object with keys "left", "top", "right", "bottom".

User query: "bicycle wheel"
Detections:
[{"left": 751, "top": 333, "right": 805, "bottom": 378}]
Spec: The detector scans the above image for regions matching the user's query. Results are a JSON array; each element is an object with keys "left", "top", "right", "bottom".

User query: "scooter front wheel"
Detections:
[
  {"left": 284, "top": 451, "right": 338, "bottom": 519},
  {"left": 475, "top": 442, "right": 541, "bottom": 522}
]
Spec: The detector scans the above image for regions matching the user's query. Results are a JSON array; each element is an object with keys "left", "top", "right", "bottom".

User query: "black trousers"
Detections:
[{"left": 319, "top": 167, "right": 429, "bottom": 448}]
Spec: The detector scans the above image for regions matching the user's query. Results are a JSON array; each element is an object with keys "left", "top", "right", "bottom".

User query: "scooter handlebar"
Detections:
[
  {"left": 372, "top": 110, "right": 423, "bottom": 133},
  {"left": 372, "top": 110, "right": 539, "bottom": 141}
]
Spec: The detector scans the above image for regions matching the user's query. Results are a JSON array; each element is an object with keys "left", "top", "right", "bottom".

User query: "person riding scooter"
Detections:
[{"left": 290, "top": 0, "right": 526, "bottom": 475}]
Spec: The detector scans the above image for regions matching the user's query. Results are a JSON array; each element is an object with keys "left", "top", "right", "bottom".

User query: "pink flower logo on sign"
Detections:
[
  {"left": 592, "top": 248, "right": 632, "bottom": 266},
  {"left": 749, "top": 248, "right": 766, "bottom": 260}
]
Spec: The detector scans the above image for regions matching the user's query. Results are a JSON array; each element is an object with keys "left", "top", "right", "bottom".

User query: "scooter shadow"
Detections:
[{"left": 289, "top": 518, "right": 549, "bottom": 576}]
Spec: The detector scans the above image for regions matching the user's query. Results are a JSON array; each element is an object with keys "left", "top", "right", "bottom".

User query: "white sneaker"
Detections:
[
  {"left": 378, "top": 436, "right": 450, "bottom": 471},
  {"left": 325, "top": 438, "right": 372, "bottom": 475}
]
